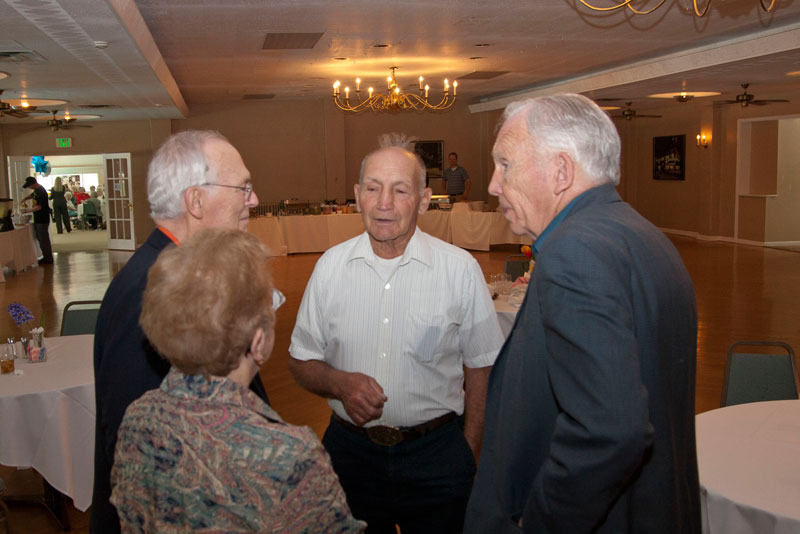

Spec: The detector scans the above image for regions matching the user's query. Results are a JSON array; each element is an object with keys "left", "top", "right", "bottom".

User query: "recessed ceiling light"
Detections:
[
  {"left": 0, "top": 71, "right": 10, "bottom": 80},
  {"left": 649, "top": 91, "right": 721, "bottom": 100},
  {"left": 333, "top": 57, "right": 349, "bottom": 61},
  {"left": 93, "top": 41, "right": 109, "bottom": 49}
]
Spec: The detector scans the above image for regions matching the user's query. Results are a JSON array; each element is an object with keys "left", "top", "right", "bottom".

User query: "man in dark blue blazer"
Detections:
[
  {"left": 91, "top": 130, "right": 268, "bottom": 533},
  {"left": 465, "top": 94, "right": 700, "bottom": 533}
]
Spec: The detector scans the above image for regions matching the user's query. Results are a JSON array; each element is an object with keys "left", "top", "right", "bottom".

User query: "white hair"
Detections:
[
  {"left": 147, "top": 130, "right": 230, "bottom": 221},
  {"left": 359, "top": 132, "right": 427, "bottom": 193},
  {"left": 503, "top": 94, "right": 621, "bottom": 185}
]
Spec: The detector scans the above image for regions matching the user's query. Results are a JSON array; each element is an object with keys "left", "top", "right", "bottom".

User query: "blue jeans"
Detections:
[{"left": 323, "top": 414, "right": 476, "bottom": 534}]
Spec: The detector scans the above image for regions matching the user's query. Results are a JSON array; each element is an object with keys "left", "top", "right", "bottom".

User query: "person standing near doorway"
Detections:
[
  {"left": 22, "top": 176, "right": 54, "bottom": 264},
  {"left": 442, "top": 152, "right": 471, "bottom": 202},
  {"left": 50, "top": 177, "right": 72, "bottom": 234}
]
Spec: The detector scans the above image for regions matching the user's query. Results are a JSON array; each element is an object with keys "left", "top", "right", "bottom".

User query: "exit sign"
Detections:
[{"left": 56, "top": 137, "right": 72, "bottom": 148}]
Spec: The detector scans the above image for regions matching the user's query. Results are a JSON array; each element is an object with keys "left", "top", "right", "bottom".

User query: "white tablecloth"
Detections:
[
  {"left": 417, "top": 211, "right": 452, "bottom": 243},
  {"left": 0, "top": 334, "right": 95, "bottom": 511},
  {"left": 249, "top": 210, "right": 528, "bottom": 255},
  {"left": 0, "top": 225, "right": 38, "bottom": 281},
  {"left": 247, "top": 216, "right": 287, "bottom": 256},
  {"left": 494, "top": 295, "right": 520, "bottom": 338},
  {"left": 696, "top": 400, "right": 800, "bottom": 534}
]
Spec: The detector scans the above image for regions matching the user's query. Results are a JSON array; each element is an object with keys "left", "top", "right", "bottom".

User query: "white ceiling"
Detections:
[{"left": 0, "top": 0, "right": 799, "bottom": 124}]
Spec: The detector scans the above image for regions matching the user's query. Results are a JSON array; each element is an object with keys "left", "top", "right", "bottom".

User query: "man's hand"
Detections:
[
  {"left": 339, "top": 372, "right": 387, "bottom": 425},
  {"left": 288, "top": 358, "right": 388, "bottom": 426}
]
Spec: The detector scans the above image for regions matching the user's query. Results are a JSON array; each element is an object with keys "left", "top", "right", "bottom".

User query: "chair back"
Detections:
[
  {"left": 504, "top": 254, "right": 530, "bottom": 280},
  {"left": 61, "top": 300, "right": 102, "bottom": 336},
  {"left": 721, "top": 341, "right": 798, "bottom": 407},
  {"left": 83, "top": 200, "right": 97, "bottom": 216}
]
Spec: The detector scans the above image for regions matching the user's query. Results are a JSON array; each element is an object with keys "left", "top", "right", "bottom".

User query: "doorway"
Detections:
[{"left": 6, "top": 152, "right": 135, "bottom": 251}]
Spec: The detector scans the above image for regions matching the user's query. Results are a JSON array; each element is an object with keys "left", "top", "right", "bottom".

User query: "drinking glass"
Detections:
[
  {"left": 496, "top": 273, "right": 512, "bottom": 295},
  {"left": 0, "top": 345, "right": 14, "bottom": 374}
]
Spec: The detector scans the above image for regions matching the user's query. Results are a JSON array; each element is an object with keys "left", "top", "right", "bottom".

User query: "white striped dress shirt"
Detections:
[{"left": 290, "top": 229, "right": 504, "bottom": 428}]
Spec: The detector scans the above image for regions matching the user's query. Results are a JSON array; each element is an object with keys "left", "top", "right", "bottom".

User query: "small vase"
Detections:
[{"left": 27, "top": 335, "right": 47, "bottom": 362}]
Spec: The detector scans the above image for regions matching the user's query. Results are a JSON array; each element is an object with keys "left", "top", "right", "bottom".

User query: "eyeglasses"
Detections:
[
  {"left": 199, "top": 182, "right": 253, "bottom": 202},
  {"left": 272, "top": 288, "right": 285, "bottom": 311}
]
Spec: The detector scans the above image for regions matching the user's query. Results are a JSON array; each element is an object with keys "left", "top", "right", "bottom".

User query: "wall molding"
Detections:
[
  {"left": 764, "top": 241, "right": 800, "bottom": 248},
  {"left": 659, "top": 227, "right": 765, "bottom": 247}
]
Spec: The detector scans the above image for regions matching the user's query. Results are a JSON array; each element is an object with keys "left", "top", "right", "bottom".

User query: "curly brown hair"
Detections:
[{"left": 140, "top": 228, "right": 275, "bottom": 377}]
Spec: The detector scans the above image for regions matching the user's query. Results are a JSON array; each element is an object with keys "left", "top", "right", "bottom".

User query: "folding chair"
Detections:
[
  {"left": 82, "top": 201, "right": 99, "bottom": 229},
  {"left": 504, "top": 254, "right": 530, "bottom": 280},
  {"left": 60, "top": 300, "right": 102, "bottom": 336},
  {"left": 721, "top": 341, "right": 798, "bottom": 407}
]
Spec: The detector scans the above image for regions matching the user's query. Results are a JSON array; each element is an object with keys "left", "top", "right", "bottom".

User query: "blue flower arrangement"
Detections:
[{"left": 8, "top": 302, "right": 35, "bottom": 328}]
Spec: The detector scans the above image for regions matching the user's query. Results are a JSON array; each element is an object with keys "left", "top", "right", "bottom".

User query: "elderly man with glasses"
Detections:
[{"left": 91, "top": 130, "right": 271, "bottom": 534}]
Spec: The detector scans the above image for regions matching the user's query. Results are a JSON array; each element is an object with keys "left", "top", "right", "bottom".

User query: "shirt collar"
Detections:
[
  {"left": 161, "top": 368, "right": 283, "bottom": 424},
  {"left": 347, "top": 227, "right": 433, "bottom": 269},
  {"left": 532, "top": 191, "right": 584, "bottom": 257}
]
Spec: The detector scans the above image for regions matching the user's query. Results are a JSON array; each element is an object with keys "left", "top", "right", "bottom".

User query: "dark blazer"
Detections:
[
  {"left": 91, "top": 228, "right": 269, "bottom": 534},
  {"left": 465, "top": 184, "right": 700, "bottom": 533}
]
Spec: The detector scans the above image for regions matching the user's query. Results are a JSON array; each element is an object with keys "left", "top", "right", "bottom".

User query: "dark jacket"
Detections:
[{"left": 465, "top": 184, "right": 700, "bottom": 533}]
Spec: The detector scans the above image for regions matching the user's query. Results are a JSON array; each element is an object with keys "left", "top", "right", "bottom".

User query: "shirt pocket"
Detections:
[{"left": 404, "top": 308, "right": 459, "bottom": 363}]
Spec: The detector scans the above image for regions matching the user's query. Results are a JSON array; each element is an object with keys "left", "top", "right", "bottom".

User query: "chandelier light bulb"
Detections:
[{"left": 332, "top": 66, "right": 457, "bottom": 112}]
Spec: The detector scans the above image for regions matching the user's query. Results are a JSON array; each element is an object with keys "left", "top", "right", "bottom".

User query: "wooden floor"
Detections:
[{"left": 1, "top": 235, "right": 799, "bottom": 533}]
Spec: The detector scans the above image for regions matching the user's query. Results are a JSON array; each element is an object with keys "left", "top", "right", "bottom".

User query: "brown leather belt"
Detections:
[{"left": 332, "top": 411, "right": 457, "bottom": 447}]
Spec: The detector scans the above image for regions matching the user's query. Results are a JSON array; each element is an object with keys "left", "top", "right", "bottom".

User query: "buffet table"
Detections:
[
  {"left": 248, "top": 209, "right": 530, "bottom": 255},
  {"left": 0, "top": 334, "right": 95, "bottom": 511},
  {"left": 696, "top": 400, "right": 800, "bottom": 533},
  {"left": 247, "top": 216, "right": 287, "bottom": 256},
  {"left": 0, "top": 225, "right": 38, "bottom": 281}
]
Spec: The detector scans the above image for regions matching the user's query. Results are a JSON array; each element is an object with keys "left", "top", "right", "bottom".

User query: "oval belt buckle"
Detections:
[{"left": 366, "top": 425, "right": 404, "bottom": 446}]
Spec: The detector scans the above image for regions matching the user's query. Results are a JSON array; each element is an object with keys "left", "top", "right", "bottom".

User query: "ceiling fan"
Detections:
[
  {"left": 37, "top": 110, "right": 93, "bottom": 131},
  {"left": 611, "top": 102, "right": 662, "bottom": 121},
  {"left": 715, "top": 84, "right": 789, "bottom": 108},
  {"left": 0, "top": 89, "right": 50, "bottom": 118}
]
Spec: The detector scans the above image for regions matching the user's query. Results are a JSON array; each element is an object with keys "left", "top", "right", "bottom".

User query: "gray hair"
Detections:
[
  {"left": 147, "top": 130, "right": 230, "bottom": 221},
  {"left": 359, "top": 132, "right": 427, "bottom": 193},
  {"left": 503, "top": 94, "right": 621, "bottom": 185}
]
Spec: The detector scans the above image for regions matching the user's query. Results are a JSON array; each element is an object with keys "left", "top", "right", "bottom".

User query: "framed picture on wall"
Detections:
[
  {"left": 414, "top": 140, "right": 443, "bottom": 179},
  {"left": 653, "top": 135, "right": 686, "bottom": 181}
]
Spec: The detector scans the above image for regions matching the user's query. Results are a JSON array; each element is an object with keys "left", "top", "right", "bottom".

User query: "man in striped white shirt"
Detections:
[{"left": 290, "top": 133, "right": 504, "bottom": 534}]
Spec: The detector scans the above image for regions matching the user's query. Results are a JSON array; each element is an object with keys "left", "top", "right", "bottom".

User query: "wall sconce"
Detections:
[{"left": 696, "top": 133, "right": 709, "bottom": 149}]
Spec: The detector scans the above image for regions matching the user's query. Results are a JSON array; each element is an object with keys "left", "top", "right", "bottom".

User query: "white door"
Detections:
[
  {"left": 103, "top": 153, "right": 135, "bottom": 250},
  {"left": 7, "top": 155, "right": 32, "bottom": 225}
]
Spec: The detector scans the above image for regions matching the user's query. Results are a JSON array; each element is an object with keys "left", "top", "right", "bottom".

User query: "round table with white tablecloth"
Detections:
[
  {"left": 0, "top": 335, "right": 95, "bottom": 511},
  {"left": 493, "top": 293, "right": 522, "bottom": 338},
  {"left": 696, "top": 400, "right": 800, "bottom": 534}
]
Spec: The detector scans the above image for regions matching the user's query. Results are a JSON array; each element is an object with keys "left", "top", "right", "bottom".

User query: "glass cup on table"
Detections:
[
  {"left": 0, "top": 345, "right": 14, "bottom": 374},
  {"left": 496, "top": 273, "right": 512, "bottom": 296}
]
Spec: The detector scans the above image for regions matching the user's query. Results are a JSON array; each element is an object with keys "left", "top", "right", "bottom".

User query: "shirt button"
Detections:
[
  {"left": 382, "top": 318, "right": 389, "bottom": 324},
  {"left": 385, "top": 283, "right": 391, "bottom": 289}
]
